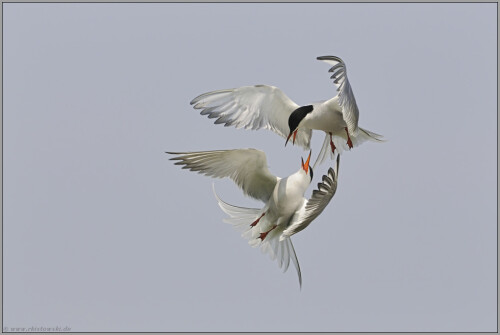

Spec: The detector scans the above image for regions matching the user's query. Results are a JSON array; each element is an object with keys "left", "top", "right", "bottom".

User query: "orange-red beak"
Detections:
[
  {"left": 301, "top": 150, "right": 311, "bottom": 173},
  {"left": 285, "top": 129, "right": 298, "bottom": 147}
]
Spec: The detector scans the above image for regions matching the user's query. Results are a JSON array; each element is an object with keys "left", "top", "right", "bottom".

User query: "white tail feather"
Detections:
[
  {"left": 313, "top": 133, "right": 335, "bottom": 168},
  {"left": 314, "top": 127, "right": 384, "bottom": 168},
  {"left": 212, "top": 184, "right": 302, "bottom": 288}
]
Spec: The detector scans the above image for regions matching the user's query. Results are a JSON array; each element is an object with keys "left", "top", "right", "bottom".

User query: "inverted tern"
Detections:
[
  {"left": 191, "top": 56, "right": 383, "bottom": 165},
  {"left": 167, "top": 149, "right": 340, "bottom": 287}
]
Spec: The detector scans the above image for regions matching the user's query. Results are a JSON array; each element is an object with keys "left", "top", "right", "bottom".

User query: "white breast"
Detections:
[
  {"left": 302, "top": 100, "right": 346, "bottom": 133},
  {"left": 267, "top": 172, "right": 309, "bottom": 226}
]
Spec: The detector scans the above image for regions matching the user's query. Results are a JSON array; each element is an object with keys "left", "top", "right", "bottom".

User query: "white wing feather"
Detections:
[
  {"left": 281, "top": 155, "right": 340, "bottom": 239},
  {"left": 191, "top": 85, "right": 312, "bottom": 149},
  {"left": 213, "top": 184, "right": 302, "bottom": 287},
  {"left": 167, "top": 149, "right": 278, "bottom": 202},
  {"left": 317, "top": 56, "right": 359, "bottom": 136}
]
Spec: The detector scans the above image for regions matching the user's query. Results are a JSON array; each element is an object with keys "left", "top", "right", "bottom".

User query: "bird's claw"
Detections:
[
  {"left": 345, "top": 127, "right": 353, "bottom": 149},
  {"left": 329, "top": 132, "right": 336, "bottom": 154}
]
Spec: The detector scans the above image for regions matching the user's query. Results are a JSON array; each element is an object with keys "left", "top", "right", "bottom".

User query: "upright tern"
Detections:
[{"left": 167, "top": 149, "right": 340, "bottom": 287}]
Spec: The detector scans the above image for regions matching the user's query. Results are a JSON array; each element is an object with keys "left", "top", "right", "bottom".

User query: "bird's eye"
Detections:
[{"left": 309, "top": 166, "right": 314, "bottom": 179}]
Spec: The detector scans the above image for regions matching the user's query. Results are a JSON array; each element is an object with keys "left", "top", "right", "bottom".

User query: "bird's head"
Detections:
[
  {"left": 300, "top": 150, "right": 314, "bottom": 180},
  {"left": 285, "top": 105, "right": 314, "bottom": 146}
]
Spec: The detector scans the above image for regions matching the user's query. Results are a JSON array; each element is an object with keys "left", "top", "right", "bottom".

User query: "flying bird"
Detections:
[
  {"left": 167, "top": 149, "right": 340, "bottom": 287},
  {"left": 190, "top": 56, "right": 383, "bottom": 165}
]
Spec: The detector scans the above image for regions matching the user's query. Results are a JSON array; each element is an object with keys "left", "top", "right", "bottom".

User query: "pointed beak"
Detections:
[
  {"left": 285, "top": 129, "right": 298, "bottom": 147},
  {"left": 302, "top": 150, "right": 311, "bottom": 173},
  {"left": 285, "top": 132, "right": 292, "bottom": 147}
]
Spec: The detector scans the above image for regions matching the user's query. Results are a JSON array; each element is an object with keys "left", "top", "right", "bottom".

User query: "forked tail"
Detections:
[
  {"left": 314, "top": 127, "right": 385, "bottom": 168},
  {"left": 212, "top": 184, "right": 302, "bottom": 288}
]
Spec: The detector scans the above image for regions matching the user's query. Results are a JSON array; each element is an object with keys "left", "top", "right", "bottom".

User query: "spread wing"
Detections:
[
  {"left": 317, "top": 56, "right": 359, "bottom": 135},
  {"left": 167, "top": 149, "right": 278, "bottom": 202},
  {"left": 191, "top": 85, "right": 312, "bottom": 149},
  {"left": 281, "top": 154, "right": 340, "bottom": 239}
]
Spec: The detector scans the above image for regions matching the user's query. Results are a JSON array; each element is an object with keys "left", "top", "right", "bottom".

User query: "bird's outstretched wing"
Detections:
[
  {"left": 317, "top": 56, "right": 359, "bottom": 135},
  {"left": 281, "top": 154, "right": 340, "bottom": 239},
  {"left": 167, "top": 149, "right": 278, "bottom": 202},
  {"left": 191, "top": 85, "right": 312, "bottom": 149}
]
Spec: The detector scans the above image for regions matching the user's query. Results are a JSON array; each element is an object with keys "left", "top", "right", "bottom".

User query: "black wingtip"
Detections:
[
  {"left": 165, "top": 152, "right": 184, "bottom": 161},
  {"left": 189, "top": 94, "right": 202, "bottom": 105},
  {"left": 317, "top": 55, "right": 343, "bottom": 63},
  {"left": 317, "top": 55, "right": 333, "bottom": 61},
  {"left": 335, "top": 154, "right": 340, "bottom": 179}
]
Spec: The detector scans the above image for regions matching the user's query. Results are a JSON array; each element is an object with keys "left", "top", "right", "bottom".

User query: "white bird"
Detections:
[
  {"left": 167, "top": 149, "right": 340, "bottom": 287},
  {"left": 190, "top": 56, "right": 383, "bottom": 165}
]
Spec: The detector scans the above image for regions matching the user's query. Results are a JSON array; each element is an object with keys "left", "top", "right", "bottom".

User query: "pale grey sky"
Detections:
[{"left": 3, "top": 3, "right": 497, "bottom": 332}]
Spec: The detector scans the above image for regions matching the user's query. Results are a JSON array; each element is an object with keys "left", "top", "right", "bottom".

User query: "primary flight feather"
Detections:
[
  {"left": 191, "top": 56, "right": 384, "bottom": 165},
  {"left": 167, "top": 149, "right": 340, "bottom": 287}
]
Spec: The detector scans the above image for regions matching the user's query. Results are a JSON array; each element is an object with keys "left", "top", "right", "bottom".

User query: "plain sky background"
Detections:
[{"left": 3, "top": 3, "right": 497, "bottom": 332}]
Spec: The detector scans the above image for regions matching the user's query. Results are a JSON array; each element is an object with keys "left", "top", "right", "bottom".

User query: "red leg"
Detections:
[
  {"left": 250, "top": 213, "right": 265, "bottom": 227},
  {"left": 329, "top": 132, "right": 336, "bottom": 154},
  {"left": 345, "top": 127, "right": 353, "bottom": 149},
  {"left": 259, "top": 225, "right": 277, "bottom": 241}
]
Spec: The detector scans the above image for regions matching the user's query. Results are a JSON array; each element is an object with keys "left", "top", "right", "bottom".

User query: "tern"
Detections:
[
  {"left": 167, "top": 149, "right": 340, "bottom": 287},
  {"left": 191, "top": 56, "right": 383, "bottom": 165}
]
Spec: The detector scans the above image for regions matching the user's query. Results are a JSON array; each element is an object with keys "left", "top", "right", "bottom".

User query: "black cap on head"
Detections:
[{"left": 288, "top": 105, "right": 314, "bottom": 134}]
